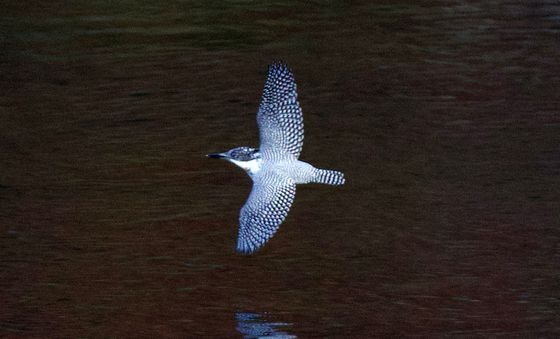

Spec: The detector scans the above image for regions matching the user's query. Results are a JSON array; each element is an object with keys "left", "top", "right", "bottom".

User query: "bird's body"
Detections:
[{"left": 208, "top": 63, "right": 345, "bottom": 254}]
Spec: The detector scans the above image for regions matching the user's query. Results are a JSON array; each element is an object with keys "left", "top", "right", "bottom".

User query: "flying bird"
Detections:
[{"left": 208, "top": 63, "right": 345, "bottom": 254}]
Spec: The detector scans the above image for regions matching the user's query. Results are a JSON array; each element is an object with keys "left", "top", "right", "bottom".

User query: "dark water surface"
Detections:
[{"left": 2, "top": 1, "right": 559, "bottom": 337}]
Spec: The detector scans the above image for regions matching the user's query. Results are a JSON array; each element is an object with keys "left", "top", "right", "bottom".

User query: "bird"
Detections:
[{"left": 208, "top": 62, "right": 345, "bottom": 254}]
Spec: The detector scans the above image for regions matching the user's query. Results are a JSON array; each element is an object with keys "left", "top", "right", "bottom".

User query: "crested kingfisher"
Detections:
[{"left": 208, "top": 63, "right": 345, "bottom": 254}]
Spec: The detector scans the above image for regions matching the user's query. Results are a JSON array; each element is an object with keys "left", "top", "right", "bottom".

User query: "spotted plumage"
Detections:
[
  {"left": 238, "top": 174, "right": 295, "bottom": 253},
  {"left": 208, "top": 62, "right": 345, "bottom": 254},
  {"left": 258, "top": 63, "right": 304, "bottom": 159}
]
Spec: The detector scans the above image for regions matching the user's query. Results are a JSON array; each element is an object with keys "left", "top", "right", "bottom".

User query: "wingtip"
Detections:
[
  {"left": 236, "top": 249, "right": 254, "bottom": 255},
  {"left": 236, "top": 241, "right": 258, "bottom": 255},
  {"left": 236, "top": 235, "right": 270, "bottom": 255},
  {"left": 268, "top": 61, "right": 291, "bottom": 73}
]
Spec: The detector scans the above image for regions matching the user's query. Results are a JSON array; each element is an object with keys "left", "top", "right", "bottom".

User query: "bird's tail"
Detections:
[{"left": 313, "top": 169, "right": 345, "bottom": 185}]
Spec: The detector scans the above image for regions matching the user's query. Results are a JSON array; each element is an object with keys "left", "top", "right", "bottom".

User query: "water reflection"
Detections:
[{"left": 236, "top": 312, "right": 296, "bottom": 339}]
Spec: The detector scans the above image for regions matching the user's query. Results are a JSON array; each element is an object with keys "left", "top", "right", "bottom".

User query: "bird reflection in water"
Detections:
[{"left": 235, "top": 312, "right": 296, "bottom": 339}]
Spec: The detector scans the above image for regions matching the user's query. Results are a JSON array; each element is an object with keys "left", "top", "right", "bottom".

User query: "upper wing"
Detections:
[
  {"left": 257, "top": 63, "right": 304, "bottom": 159},
  {"left": 237, "top": 172, "right": 296, "bottom": 254}
]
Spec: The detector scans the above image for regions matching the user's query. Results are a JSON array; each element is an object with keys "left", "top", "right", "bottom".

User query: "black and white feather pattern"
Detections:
[
  {"left": 314, "top": 169, "right": 345, "bottom": 185},
  {"left": 237, "top": 171, "right": 296, "bottom": 254},
  {"left": 257, "top": 63, "right": 304, "bottom": 160}
]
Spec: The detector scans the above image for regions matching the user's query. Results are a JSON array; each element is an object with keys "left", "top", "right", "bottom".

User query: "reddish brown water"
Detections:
[{"left": 2, "top": 1, "right": 559, "bottom": 337}]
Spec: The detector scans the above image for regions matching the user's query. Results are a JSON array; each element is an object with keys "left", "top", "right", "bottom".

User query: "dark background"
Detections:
[{"left": 1, "top": 1, "right": 559, "bottom": 337}]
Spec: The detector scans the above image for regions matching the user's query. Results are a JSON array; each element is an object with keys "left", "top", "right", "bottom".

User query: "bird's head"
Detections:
[{"left": 207, "top": 147, "right": 262, "bottom": 174}]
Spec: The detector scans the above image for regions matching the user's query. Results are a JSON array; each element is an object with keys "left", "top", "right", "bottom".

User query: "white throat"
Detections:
[{"left": 229, "top": 158, "right": 262, "bottom": 177}]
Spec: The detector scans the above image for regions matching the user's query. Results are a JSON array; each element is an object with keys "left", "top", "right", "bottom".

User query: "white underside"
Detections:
[{"left": 229, "top": 158, "right": 262, "bottom": 177}]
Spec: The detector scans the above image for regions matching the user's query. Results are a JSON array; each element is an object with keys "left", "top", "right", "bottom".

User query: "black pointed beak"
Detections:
[{"left": 206, "top": 152, "right": 227, "bottom": 159}]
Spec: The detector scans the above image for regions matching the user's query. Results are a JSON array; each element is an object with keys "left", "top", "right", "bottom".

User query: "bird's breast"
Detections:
[{"left": 229, "top": 158, "right": 262, "bottom": 178}]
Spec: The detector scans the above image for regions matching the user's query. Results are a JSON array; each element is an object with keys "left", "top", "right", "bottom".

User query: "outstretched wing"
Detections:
[
  {"left": 237, "top": 172, "right": 296, "bottom": 254},
  {"left": 257, "top": 63, "right": 304, "bottom": 159}
]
